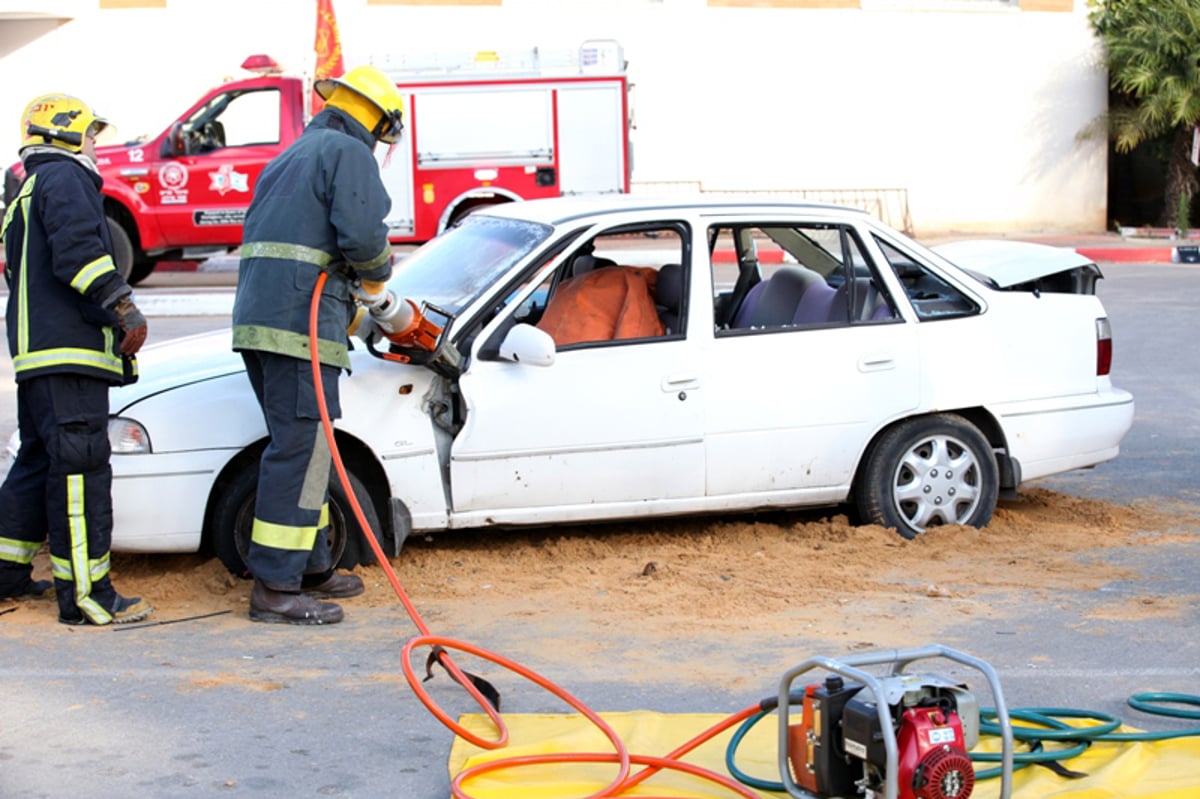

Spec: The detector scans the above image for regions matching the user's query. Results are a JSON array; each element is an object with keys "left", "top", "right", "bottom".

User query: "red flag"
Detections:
[{"left": 313, "top": 0, "right": 345, "bottom": 113}]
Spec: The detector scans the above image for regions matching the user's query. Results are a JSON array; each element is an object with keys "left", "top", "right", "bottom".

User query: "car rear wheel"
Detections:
[
  {"left": 212, "top": 461, "right": 381, "bottom": 577},
  {"left": 856, "top": 414, "right": 998, "bottom": 539}
]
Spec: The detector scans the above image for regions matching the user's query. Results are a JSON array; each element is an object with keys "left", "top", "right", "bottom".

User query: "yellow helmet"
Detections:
[
  {"left": 20, "top": 94, "right": 109, "bottom": 153},
  {"left": 315, "top": 65, "right": 405, "bottom": 144}
]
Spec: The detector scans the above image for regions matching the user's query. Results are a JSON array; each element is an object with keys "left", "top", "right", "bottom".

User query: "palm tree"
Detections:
[{"left": 1090, "top": 0, "right": 1200, "bottom": 232}]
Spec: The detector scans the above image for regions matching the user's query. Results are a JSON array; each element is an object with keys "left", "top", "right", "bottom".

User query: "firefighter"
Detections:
[
  {"left": 0, "top": 94, "right": 151, "bottom": 624},
  {"left": 231, "top": 65, "right": 404, "bottom": 625}
]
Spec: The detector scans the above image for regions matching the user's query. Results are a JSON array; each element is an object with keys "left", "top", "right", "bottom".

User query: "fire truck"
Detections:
[{"left": 2, "top": 40, "right": 631, "bottom": 285}]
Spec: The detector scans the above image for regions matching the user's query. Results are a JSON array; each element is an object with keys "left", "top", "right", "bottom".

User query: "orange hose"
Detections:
[{"left": 309, "top": 273, "right": 763, "bottom": 799}]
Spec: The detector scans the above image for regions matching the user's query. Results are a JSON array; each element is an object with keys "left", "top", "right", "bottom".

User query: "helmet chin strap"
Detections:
[{"left": 372, "top": 110, "right": 404, "bottom": 145}]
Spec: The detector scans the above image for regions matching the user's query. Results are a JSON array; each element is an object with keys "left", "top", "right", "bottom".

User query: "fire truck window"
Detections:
[{"left": 191, "top": 89, "right": 281, "bottom": 151}]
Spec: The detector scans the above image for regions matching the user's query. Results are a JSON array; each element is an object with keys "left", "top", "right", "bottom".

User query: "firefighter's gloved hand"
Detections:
[
  {"left": 347, "top": 306, "right": 379, "bottom": 343},
  {"left": 351, "top": 280, "right": 389, "bottom": 309},
  {"left": 113, "top": 297, "right": 148, "bottom": 355}
]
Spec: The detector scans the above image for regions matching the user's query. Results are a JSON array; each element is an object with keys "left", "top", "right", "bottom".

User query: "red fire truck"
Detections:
[{"left": 2, "top": 40, "right": 631, "bottom": 284}]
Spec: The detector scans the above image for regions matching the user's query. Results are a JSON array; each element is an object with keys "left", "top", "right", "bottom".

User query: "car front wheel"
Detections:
[
  {"left": 212, "top": 461, "right": 381, "bottom": 577},
  {"left": 856, "top": 414, "right": 998, "bottom": 539}
]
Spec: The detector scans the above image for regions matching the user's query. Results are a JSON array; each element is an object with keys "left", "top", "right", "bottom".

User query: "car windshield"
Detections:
[{"left": 388, "top": 214, "right": 552, "bottom": 316}]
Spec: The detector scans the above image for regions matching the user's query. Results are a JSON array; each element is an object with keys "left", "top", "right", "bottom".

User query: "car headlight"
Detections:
[{"left": 109, "top": 417, "right": 152, "bottom": 454}]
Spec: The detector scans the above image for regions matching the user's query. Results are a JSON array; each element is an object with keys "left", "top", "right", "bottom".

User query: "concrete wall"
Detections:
[{"left": 0, "top": 0, "right": 1108, "bottom": 234}]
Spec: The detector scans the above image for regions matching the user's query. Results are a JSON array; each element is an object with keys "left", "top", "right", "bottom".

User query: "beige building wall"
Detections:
[{"left": 0, "top": 0, "right": 1107, "bottom": 233}]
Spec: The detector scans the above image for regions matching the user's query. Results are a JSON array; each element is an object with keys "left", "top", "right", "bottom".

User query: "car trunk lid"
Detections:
[{"left": 932, "top": 239, "right": 1102, "bottom": 294}]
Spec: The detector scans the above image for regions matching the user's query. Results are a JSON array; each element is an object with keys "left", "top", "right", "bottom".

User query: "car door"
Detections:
[
  {"left": 447, "top": 224, "right": 706, "bottom": 524},
  {"left": 702, "top": 220, "right": 920, "bottom": 500}
]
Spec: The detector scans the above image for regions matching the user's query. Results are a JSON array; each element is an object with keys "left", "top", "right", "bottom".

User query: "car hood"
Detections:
[
  {"left": 932, "top": 239, "right": 1099, "bottom": 290},
  {"left": 111, "top": 329, "right": 244, "bottom": 413}
]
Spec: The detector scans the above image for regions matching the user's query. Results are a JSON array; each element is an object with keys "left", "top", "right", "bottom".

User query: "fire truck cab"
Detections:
[{"left": 1, "top": 40, "right": 631, "bottom": 285}]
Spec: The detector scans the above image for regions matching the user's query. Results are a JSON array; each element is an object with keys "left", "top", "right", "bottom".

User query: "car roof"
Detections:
[{"left": 477, "top": 194, "right": 873, "bottom": 226}]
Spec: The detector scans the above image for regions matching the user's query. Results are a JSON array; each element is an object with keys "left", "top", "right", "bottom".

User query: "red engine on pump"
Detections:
[
  {"left": 896, "top": 706, "right": 974, "bottom": 799},
  {"left": 788, "top": 674, "right": 978, "bottom": 799}
]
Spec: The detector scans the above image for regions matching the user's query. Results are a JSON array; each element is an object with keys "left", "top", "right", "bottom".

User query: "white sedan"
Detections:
[{"left": 101, "top": 197, "right": 1134, "bottom": 574}]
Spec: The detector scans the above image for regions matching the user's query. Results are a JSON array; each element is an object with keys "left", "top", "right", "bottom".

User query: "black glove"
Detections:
[{"left": 113, "top": 297, "right": 148, "bottom": 355}]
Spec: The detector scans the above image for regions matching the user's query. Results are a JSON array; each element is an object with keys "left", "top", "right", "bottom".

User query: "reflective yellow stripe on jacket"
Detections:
[
  {"left": 241, "top": 241, "right": 334, "bottom": 268},
  {"left": 13, "top": 344, "right": 125, "bottom": 378},
  {"left": 70, "top": 254, "right": 118, "bottom": 293},
  {"left": 0, "top": 174, "right": 36, "bottom": 245}
]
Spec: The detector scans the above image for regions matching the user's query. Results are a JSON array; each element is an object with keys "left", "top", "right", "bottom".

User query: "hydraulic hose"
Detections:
[{"left": 309, "top": 273, "right": 765, "bottom": 798}]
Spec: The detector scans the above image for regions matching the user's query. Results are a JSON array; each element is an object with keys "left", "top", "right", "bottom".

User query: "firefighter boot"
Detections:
[
  {"left": 0, "top": 561, "right": 54, "bottom": 600},
  {"left": 249, "top": 579, "right": 344, "bottom": 625},
  {"left": 0, "top": 578, "right": 54, "bottom": 601},
  {"left": 58, "top": 592, "right": 153, "bottom": 625},
  {"left": 301, "top": 568, "right": 364, "bottom": 599}
]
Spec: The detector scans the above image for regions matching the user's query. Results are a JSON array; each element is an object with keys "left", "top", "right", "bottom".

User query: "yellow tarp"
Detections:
[{"left": 448, "top": 711, "right": 1200, "bottom": 799}]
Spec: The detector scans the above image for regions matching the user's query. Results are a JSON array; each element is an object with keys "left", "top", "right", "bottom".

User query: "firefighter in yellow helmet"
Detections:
[
  {"left": 0, "top": 94, "right": 151, "bottom": 624},
  {"left": 231, "top": 66, "right": 404, "bottom": 624}
]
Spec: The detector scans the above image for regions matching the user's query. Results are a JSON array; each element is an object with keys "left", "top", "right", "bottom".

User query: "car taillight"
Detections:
[{"left": 1096, "top": 317, "right": 1113, "bottom": 376}]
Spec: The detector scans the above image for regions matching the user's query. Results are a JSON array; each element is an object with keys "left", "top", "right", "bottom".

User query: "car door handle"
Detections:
[
  {"left": 858, "top": 354, "right": 895, "bottom": 373},
  {"left": 662, "top": 374, "right": 701, "bottom": 392}
]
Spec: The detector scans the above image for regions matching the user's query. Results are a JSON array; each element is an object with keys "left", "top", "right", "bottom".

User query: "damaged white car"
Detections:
[{"left": 97, "top": 197, "right": 1134, "bottom": 572}]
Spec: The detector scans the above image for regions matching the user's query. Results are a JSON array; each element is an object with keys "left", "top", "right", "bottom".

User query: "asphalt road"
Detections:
[{"left": 0, "top": 262, "right": 1197, "bottom": 799}]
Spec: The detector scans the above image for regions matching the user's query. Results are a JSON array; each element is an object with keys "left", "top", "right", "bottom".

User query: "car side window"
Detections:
[
  {"left": 873, "top": 236, "right": 980, "bottom": 320},
  {"left": 716, "top": 223, "right": 895, "bottom": 333},
  {"left": 525, "top": 224, "right": 689, "bottom": 349}
]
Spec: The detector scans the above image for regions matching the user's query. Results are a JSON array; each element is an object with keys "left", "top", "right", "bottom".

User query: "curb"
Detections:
[{"left": 1075, "top": 247, "right": 1180, "bottom": 264}]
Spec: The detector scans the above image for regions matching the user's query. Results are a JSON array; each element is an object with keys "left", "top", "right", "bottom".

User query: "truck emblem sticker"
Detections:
[
  {"left": 209, "top": 163, "right": 249, "bottom": 195},
  {"left": 159, "top": 163, "right": 189, "bottom": 205}
]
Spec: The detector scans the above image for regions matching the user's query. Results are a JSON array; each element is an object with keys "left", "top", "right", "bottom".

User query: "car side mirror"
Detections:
[{"left": 498, "top": 323, "right": 555, "bottom": 366}]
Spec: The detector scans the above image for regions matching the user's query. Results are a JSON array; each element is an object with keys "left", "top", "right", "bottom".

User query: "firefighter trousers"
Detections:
[
  {"left": 241, "top": 350, "right": 341, "bottom": 590},
  {"left": 0, "top": 375, "right": 122, "bottom": 621}
]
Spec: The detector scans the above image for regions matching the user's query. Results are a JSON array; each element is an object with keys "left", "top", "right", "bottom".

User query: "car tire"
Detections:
[
  {"left": 856, "top": 414, "right": 998, "bottom": 539},
  {"left": 212, "top": 461, "right": 381, "bottom": 577},
  {"left": 106, "top": 216, "right": 134, "bottom": 281}
]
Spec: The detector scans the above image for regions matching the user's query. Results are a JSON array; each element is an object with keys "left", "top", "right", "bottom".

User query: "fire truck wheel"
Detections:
[
  {"left": 211, "top": 460, "right": 380, "bottom": 576},
  {"left": 128, "top": 258, "right": 156, "bottom": 286},
  {"left": 106, "top": 216, "right": 134, "bottom": 281},
  {"left": 855, "top": 413, "right": 998, "bottom": 539}
]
